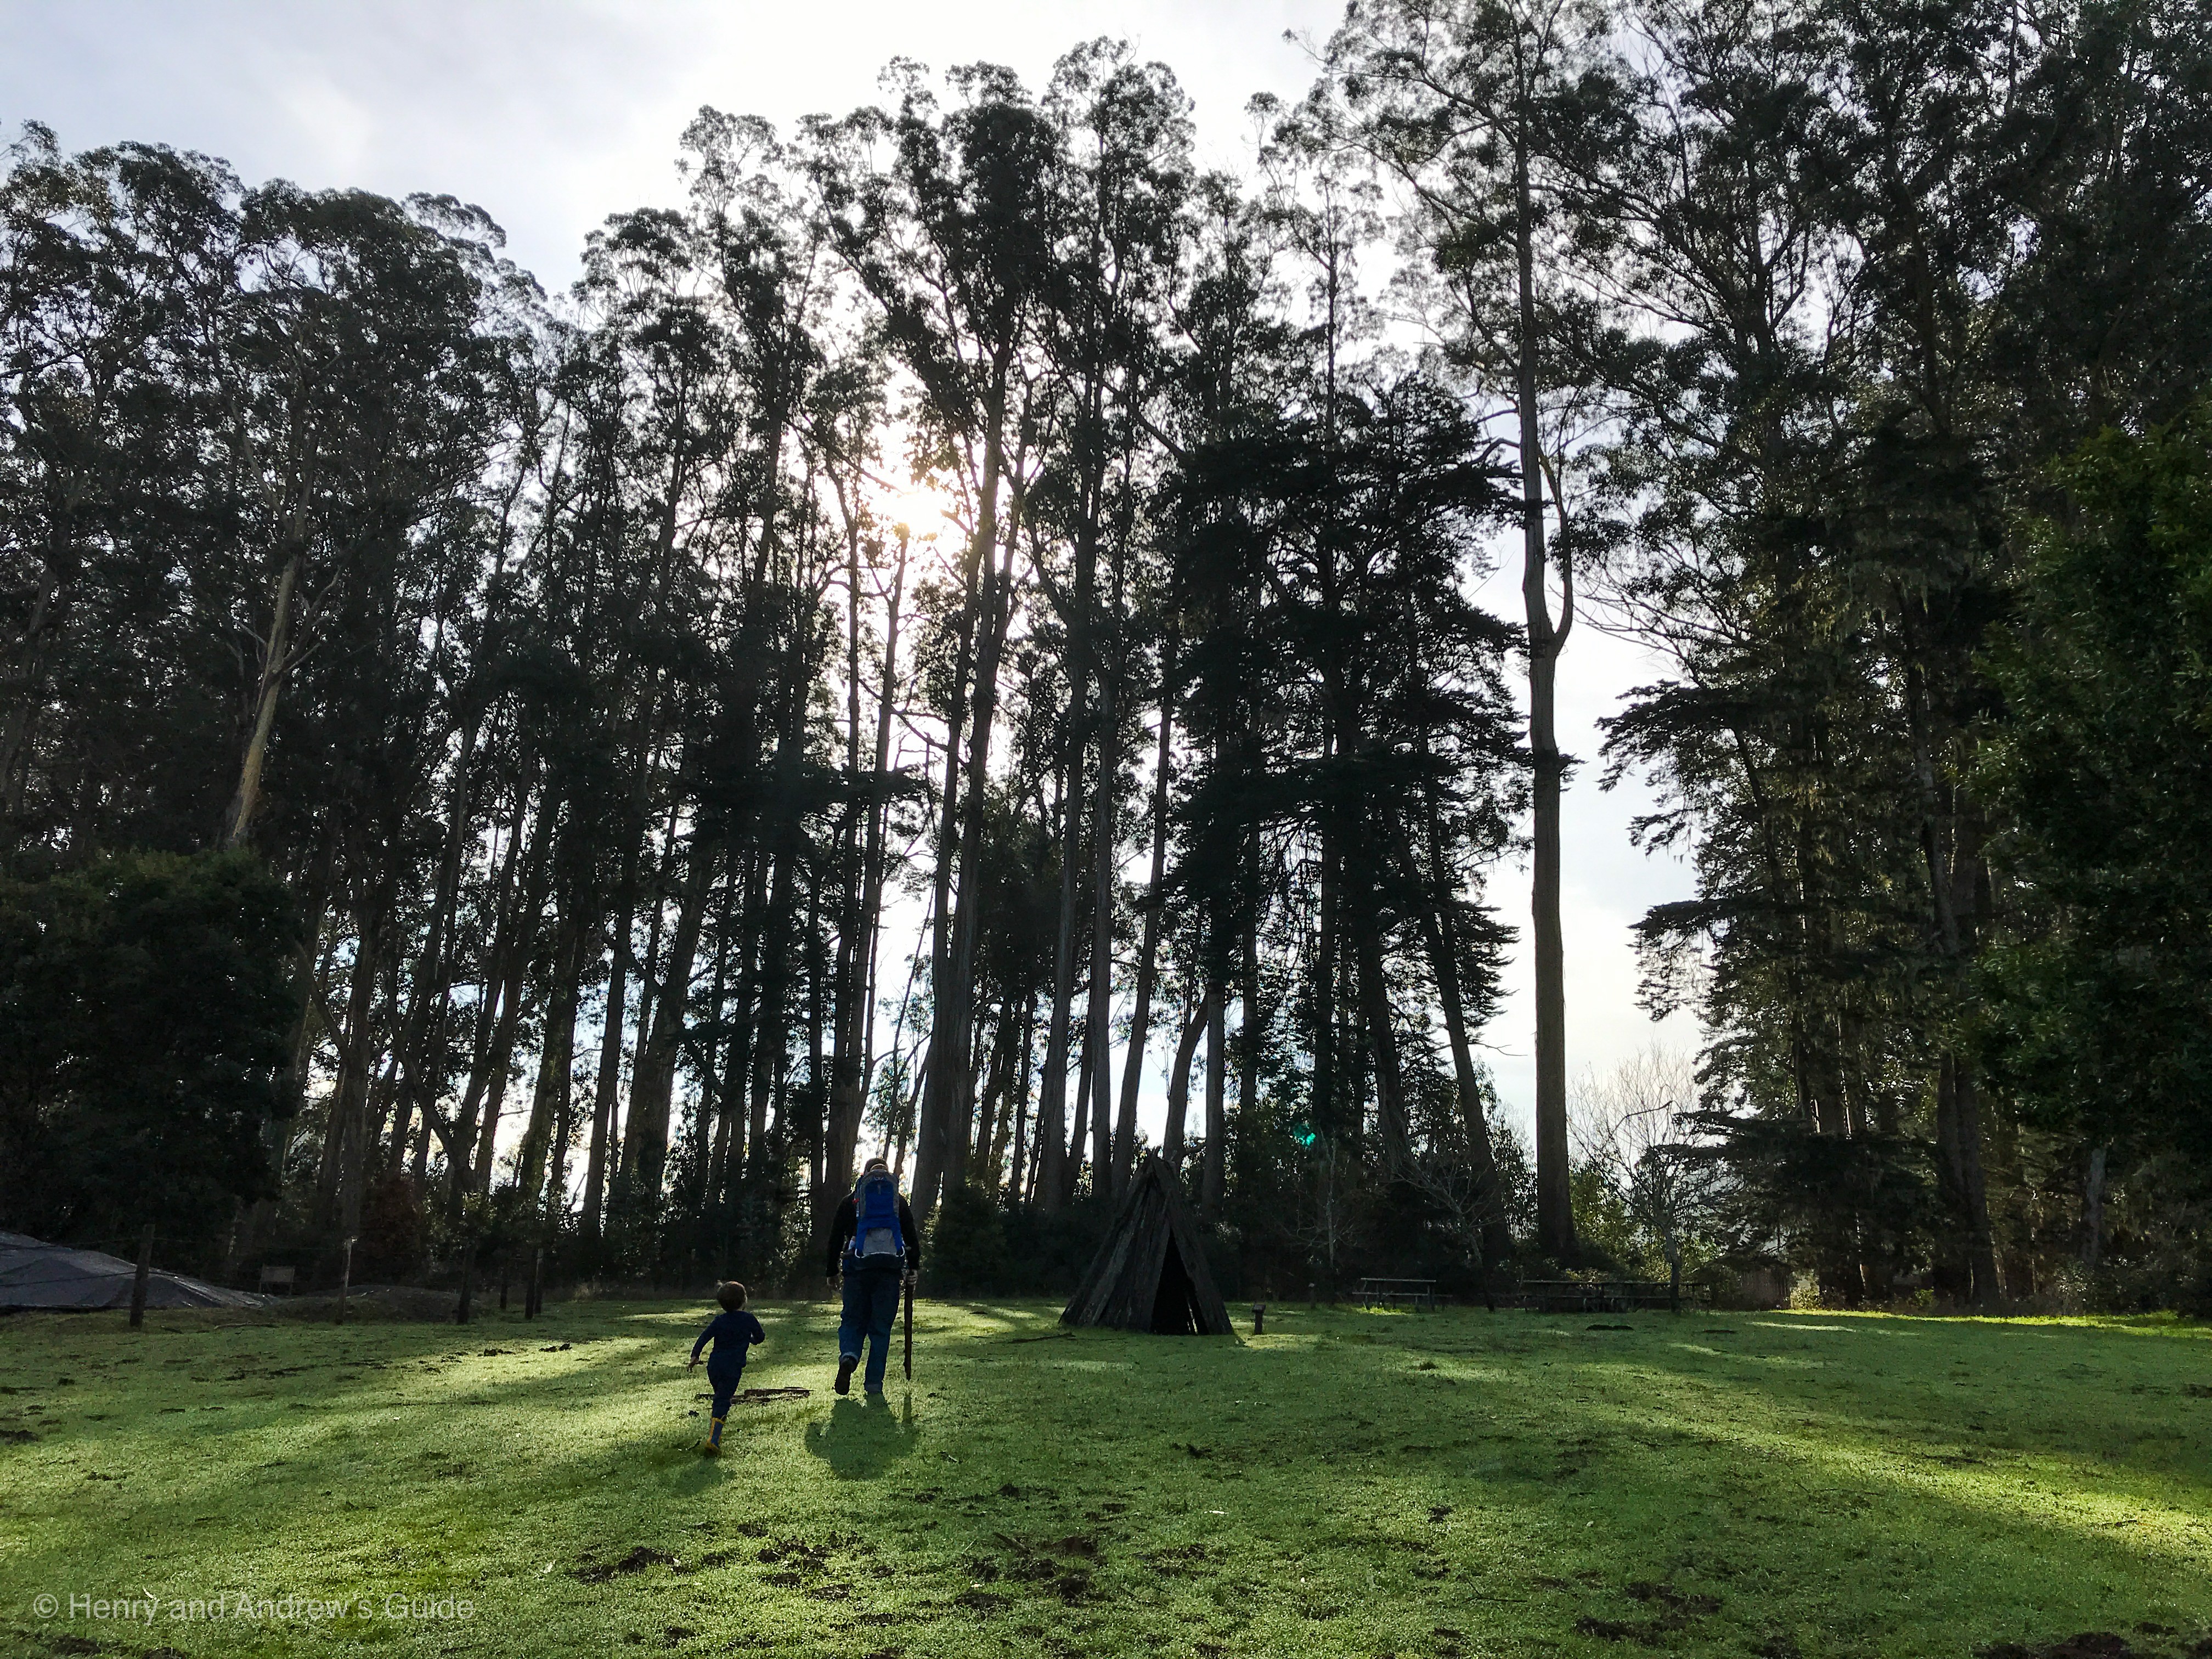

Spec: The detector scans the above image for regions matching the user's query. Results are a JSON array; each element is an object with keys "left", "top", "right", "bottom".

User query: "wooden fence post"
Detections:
[{"left": 128, "top": 1224, "right": 154, "bottom": 1329}]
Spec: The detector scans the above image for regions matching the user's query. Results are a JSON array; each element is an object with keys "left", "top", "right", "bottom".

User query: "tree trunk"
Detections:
[
  {"left": 387, "top": 712, "right": 487, "bottom": 1173},
  {"left": 1112, "top": 642, "right": 1175, "bottom": 1188},
  {"left": 1234, "top": 878, "right": 1260, "bottom": 1215},
  {"left": 917, "top": 410, "right": 1019, "bottom": 1218},
  {"left": 1936, "top": 1052, "right": 2000, "bottom": 1306},
  {"left": 1515, "top": 97, "right": 1575, "bottom": 1263},
  {"left": 2082, "top": 1146, "right": 2108, "bottom": 1272},
  {"left": 447, "top": 778, "right": 546, "bottom": 1214},
  {"left": 1065, "top": 1010, "right": 1094, "bottom": 1202},
  {"left": 747, "top": 842, "right": 799, "bottom": 1176},
  {"left": 992, "top": 989, "right": 1036, "bottom": 1196},
  {"left": 1162, "top": 997, "right": 1205, "bottom": 1170},
  {"left": 1202, "top": 979, "right": 1226, "bottom": 1212},
  {"left": 1086, "top": 636, "right": 1119, "bottom": 1197},
  {"left": 828, "top": 529, "right": 906, "bottom": 1204},
  {"left": 517, "top": 905, "right": 583, "bottom": 1211},
  {"left": 1413, "top": 794, "right": 1512, "bottom": 1262},
  {"left": 582, "top": 915, "right": 628, "bottom": 1239},
  {"left": 1351, "top": 896, "right": 1410, "bottom": 1168},
  {"left": 622, "top": 823, "right": 718, "bottom": 1220},
  {"left": 1036, "top": 745, "right": 1084, "bottom": 1212},
  {"left": 319, "top": 903, "right": 386, "bottom": 1234},
  {"left": 223, "top": 551, "right": 301, "bottom": 849}
]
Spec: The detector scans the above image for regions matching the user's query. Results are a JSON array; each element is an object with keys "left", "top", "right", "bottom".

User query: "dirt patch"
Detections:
[
  {"left": 690, "top": 1387, "right": 810, "bottom": 1405},
  {"left": 1978, "top": 1635, "right": 2212, "bottom": 1659},
  {"left": 1576, "top": 1582, "right": 1723, "bottom": 1645},
  {"left": 575, "top": 1545, "right": 678, "bottom": 1582}
]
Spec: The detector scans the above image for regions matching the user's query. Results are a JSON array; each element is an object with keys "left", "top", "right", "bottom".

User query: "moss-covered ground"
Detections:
[{"left": 1, "top": 1298, "right": 2207, "bottom": 1657}]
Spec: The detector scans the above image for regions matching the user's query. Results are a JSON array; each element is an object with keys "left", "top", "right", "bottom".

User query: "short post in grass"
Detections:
[
  {"left": 1250, "top": 1302, "right": 1265, "bottom": 1335},
  {"left": 128, "top": 1223, "right": 154, "bottom": 1329},
  {"left": 336, "top": 1235, "right": 356, "bottom": 1325}
]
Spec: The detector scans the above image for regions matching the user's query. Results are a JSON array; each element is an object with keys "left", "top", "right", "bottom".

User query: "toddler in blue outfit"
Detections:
[{"left": 687, "top": 1281, "right": 765, "bottom": 1454}]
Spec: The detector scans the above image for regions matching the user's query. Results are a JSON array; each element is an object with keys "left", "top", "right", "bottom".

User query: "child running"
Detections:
[{"left": 687, "top": 1281, "right": 766, "bottom": 1455}]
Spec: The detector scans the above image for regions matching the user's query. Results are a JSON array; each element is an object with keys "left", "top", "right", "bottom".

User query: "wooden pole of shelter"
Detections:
[
  {"left": 336, "top": 1235, "right": 356, "bottom": 1324},
  {"left": 526, "top": 1245, "right": 543, "bottom": 1319},
  {"left": 128, "top": 1224, "right": 154, "bottom": 1329}
]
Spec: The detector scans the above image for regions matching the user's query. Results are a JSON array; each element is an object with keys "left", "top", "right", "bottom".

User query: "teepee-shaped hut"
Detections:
[{"left": 1062, "top": 1154, "right": 1235, "bottom": 1335}]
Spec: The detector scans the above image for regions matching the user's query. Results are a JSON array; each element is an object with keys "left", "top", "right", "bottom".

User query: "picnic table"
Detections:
[
  {"left": 1517, "top": 1278, "right": 1682, "bottom": 1313},
  {"left": 1356, "top": 1277, "right": 1438, "bottom": 1310}
]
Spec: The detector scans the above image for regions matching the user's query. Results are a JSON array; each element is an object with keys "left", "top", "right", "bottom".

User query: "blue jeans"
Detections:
[
  {"left": 706, "top": 1358, "right": 746, "bottom": 1418},
  {"left": 839, "top": 1261, "right": 902, "bottom": 1392}
]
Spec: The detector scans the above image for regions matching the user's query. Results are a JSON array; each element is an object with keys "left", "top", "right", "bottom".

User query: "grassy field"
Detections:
[{"left": 1, "top": 1297, "right": 2208, "bottom": 1658}]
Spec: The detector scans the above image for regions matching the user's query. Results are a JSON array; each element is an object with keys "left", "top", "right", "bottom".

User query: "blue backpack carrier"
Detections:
[{"left": 848, "top": 1171, "right": 904, "bottom": 1266}]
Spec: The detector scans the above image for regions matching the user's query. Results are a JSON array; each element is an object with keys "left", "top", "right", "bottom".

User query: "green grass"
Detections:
[{"left": 1, "top": 1299, "right": 2208, "bottom": 1657}]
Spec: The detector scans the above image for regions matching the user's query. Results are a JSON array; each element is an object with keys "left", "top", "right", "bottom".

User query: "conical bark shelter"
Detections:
[{"left": 1061, "top": 1153, "right": 1235, "bottom": 1335}]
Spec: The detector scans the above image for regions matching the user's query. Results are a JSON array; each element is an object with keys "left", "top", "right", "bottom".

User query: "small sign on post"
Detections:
[{"left": 128, "top": 1224, "right": 154, "bottom": 1329}]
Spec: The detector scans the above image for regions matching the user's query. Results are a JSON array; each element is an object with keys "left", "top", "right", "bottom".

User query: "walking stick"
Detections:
[{"left": 902, "top": 1274, "right": 915, "bottom": 1381}]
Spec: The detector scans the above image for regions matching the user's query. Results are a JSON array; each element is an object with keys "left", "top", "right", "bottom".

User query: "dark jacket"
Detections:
[
  {"left": 825, "top": 1185, "right": 920, "bottom": 1277},
  {"left": 690, "top": 1308, "right": 765, "bottom": 1367}
]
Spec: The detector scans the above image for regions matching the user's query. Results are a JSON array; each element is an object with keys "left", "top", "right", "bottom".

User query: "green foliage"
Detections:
[
  {"left": 352, "top": 1170, "right": 427, "bottom": 1284},
  {"left": 922, "top": 1181, "right": 1010, "bottom": 1295},
  {"left": 1979, "top": 407, "right": 2212, "bottom": 1161},
  {"left": 0, "top": 849, "right": 296, "bottom": 1262},
  {"left": 1570, "top": 1159, "right": 1640, "bottom": 1271}
]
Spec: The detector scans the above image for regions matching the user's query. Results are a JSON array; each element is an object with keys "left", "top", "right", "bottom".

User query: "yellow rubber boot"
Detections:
[{"left": 702, "top": 1415, "right": 725, "bottom": 1455}]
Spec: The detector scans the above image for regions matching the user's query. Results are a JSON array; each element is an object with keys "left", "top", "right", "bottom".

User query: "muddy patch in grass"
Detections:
[
  {"left": 1978, "top": 1633, "right": 2212, "bottom": 1659},
  {"left": 1575, "top": 1581, "right": 1723, "bottom": 1645},
  {"left": 575, "top": 1545, "right": 678, "bottom": 1582}
]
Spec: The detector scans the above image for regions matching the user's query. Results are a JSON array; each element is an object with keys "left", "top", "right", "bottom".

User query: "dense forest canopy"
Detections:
[{"left": 4, "top": 0, "right": 2210, "bottom": 1311}]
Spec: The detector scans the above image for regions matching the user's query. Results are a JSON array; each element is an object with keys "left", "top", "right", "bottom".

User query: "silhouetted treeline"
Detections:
[{"left": 6, "top": 0, "right": 2211, "bottom": 1311}]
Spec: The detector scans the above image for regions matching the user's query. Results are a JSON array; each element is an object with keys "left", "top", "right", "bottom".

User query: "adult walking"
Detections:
[{"left": 826, "top": 1157, "right": 918, "bottom": 1397}]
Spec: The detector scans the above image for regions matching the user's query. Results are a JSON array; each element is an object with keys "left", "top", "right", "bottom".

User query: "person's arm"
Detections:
[
  {"left": 825, "top": 1195, "right": 856, "bottom": 1278},
  {"left": 690, "top": 1317, "right": 718, "bottom": 1365},
  {"left": 900, "top": 1196, "right": 920, "bottom": 1275},
  {"left": 748, "top": 1313, "right": 766, "bottom": 1347}
]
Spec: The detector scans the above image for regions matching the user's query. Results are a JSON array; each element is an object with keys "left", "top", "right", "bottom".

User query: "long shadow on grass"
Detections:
[{"left": 803, "top": 1395, "right": 918, "bottom": 1480}]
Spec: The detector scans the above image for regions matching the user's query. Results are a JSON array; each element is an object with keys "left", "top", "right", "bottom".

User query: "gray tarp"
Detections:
[{"left": 0, "top": 1231, "right": 265, "bottom": 1311}]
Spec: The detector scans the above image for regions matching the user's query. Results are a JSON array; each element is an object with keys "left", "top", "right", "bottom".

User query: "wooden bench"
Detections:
[
  {"left": 257, "top": 1265, "right": 296, "bottom": 1295},
  {"left": 1356, "top": 1277, "right": 1438, "bottom": 1310}
]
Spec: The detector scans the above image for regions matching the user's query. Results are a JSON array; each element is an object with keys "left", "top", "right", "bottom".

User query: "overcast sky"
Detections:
[{"left": 1, "top": 0, "right": 1699, "bottom": 1149}]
